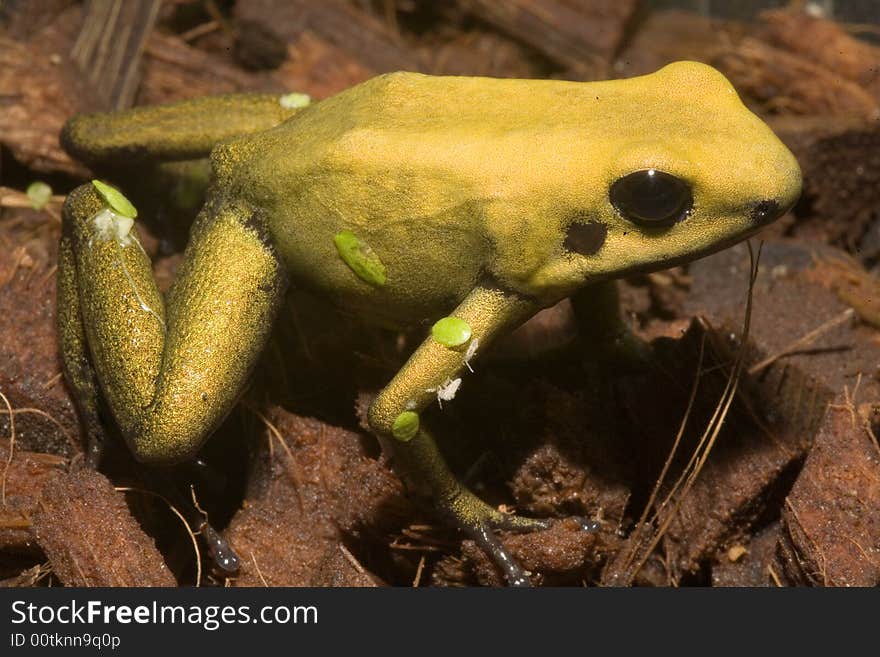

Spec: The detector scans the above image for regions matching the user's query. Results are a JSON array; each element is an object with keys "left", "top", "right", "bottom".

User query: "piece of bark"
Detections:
[
  {"left": 70, "top": 0, "right": 161, "bottom": 110},
  {"left": 771, "top": 116, "right": 880, "bottom": 252},
  {"left": 1, "top": 5, "right": 267, "bottom": 177},
  {"left": 779, "top": 402, "right": 880, "bottom": 586},
  {"left": 759, "top": 9, "right": 880, "bottom": 101},
  {"left": 416, "top": 28, "right": 547, "bottom": 79},
  {"left": 233, "top": 19, "right": 289, "bottom": 72},
  {"left": 712, "top": 37, "right": 880, "bottom": 120},
  {"left": 0, "top": 440, "right": 66, "bottom": 552},
  {"left": 0, "top": 206, "right": 83, "bottom": 458},
  {"left": 225, "top": 408, "right": 407, "bottom": 587},
  {"left": 235, "top": 0, "right": 423, "bottom": 75},
  {"left": 1, "top": 4, "right": 375, "bottom": 178},
  {"left": 711, "top": 522, "right": 787, "bottom": 587},
  {"left": 686, "top": 240, "right": 880, "bottom": 404},
  {"left": 31, "top": 467, "right": 176, "bottom": 586},
  {"left": 139, "top": 31, "right": 278, "bottom": 105},
  {"left": 614, "top": 10, "right": 741, "bottom": 78},
  {"left": 0, "top": 34, "right": 92, "bottom": 177},
  {"left": 272, "top": 32, "right": 374, "bottom": 100},
  {"left": 457, "top": 0, "right": 638, "bottom": 77},
  {"left": 601, "top": 319, "right": 824, "bottom": 585},
  {"left": 0, "top": 0, "right": 76, "bottom": 39}
]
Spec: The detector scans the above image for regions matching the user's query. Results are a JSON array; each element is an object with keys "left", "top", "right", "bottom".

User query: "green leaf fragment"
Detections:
[
  {"left": 26, "top": 181, "right": 52, "bottom": 210},
  {"left": 334, "top": 231, "right": 386, "bottom": 286},
  {"left": 392, "top": 411, "right": 419, "bottom": 442},
  {"left": 431, "top": 316, "right": 472, "bottom": 347},
  {"left": 279, "top": 92, "right": 311, "bottom": 109},
  {"left": 91, "top": 179, "right": 137, "bottom": 218}
]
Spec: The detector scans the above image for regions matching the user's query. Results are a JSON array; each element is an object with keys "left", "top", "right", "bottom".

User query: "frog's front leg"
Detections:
[
  {"left": 570, "top": 280, "right": 653, "bottom": 371},
  {"left": 58, "top": 183, "right": 287, "bottom": 464},
  {"left": 368, "top": 286, "right": 557, "bottom": 586}
]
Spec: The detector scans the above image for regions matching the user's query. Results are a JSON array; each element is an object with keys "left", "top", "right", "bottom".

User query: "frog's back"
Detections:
[
  {"left": 211, "top": 72, "right": 598, "bottom": 325},
  {"left": 207, "top": 65, "right": 795, "bottom": 326},
  {"left": 217, "top": 65, "right": 760, "bottom": 222},
  {"left": 208, "top": 73, "right": 603, "bottom": 324},
  {"left": 214, "top": 71, "right": 616, "bottom": 192}
]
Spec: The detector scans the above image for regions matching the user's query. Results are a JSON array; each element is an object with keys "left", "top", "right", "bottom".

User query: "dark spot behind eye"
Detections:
[
  {"left": 749, "top": 200, "right": 780, "bottom": 225},
  {"left": 565, "top": 222, "right": 607, "bottom": 255}
]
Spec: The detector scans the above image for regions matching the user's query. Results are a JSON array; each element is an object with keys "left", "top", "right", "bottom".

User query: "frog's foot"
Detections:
[
  {"left": 119, "top": 456, "right": 240, "bottom": 576},
  {"left": 466, "top": 522, "right": 532, "bottom": 587},
  {"left": 441, "top": 490, "right": 600, "bottom": 586},
  {"left": 199, "top": 523, "right": 240, "bottom": 575},
  {"left": 440, "top": 492, "right": 544, "bottom": 586}
]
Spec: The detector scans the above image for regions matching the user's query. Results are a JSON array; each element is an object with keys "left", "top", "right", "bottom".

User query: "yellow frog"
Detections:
[{"left": 58, "top": 61, "right": 801, "bottom": 585}]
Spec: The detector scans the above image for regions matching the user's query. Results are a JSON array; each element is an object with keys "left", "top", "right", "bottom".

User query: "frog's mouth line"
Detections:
[{"left": 602, "top": 216, "right": 779, "bottom": 281}]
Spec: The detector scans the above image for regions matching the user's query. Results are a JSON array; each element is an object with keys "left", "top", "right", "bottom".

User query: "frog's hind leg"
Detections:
[
  {"left": 57, "top": 231, "right": 106, "bottom": 465},
  {"left": 59, "top": 182, "right": 288, "bottom": 462},
  {"left": 368, "top": 286, "right": 579, "bottom": 586},
  {"left": 62, "top": 94, "right": 310, "bottom": 248},
  {"left": 59, "top": 183, "right": 287, "bottom": 573},
  {"left": 61, "top": 93, "right": 306, "bottom": 167}
]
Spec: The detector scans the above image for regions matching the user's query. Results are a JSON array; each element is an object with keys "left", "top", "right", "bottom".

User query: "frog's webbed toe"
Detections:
[
  {"left": 466, "top": 522, "right": 533, "bottom": 587},
  {"left": 438, "top": 484, "right": 600, "bottom": 585},
  {"left": 440, "top": 488, "right": 549, "bottom": 587}
]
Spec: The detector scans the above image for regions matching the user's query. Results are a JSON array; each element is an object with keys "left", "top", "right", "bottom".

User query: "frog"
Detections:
[{"left": 57, "top": 61, "right": 801, "bottom": 586}]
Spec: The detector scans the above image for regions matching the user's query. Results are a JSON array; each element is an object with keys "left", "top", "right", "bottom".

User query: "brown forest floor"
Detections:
[{"left": 1, "top": 1, "right": 879, "bottom": 587}]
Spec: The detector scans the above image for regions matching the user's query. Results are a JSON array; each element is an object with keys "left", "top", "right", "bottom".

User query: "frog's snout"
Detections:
[{"left": 749, "top": 199, "right": 781, "bottom": 226}]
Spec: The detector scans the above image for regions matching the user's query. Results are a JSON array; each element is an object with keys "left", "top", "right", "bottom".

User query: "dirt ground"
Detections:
[{"left": 1, "top": 1, "right": 879, "bottom": 587}]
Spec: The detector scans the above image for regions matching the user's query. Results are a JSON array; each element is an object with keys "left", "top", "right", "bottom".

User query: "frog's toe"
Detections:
[
  {"left": 455, "top": 514, "right": 600, "bottom": 586},
  {"left": 491, "top": 513, "right": 601, "bottom": 535},
  {"left": 465, "top": 521, "right": 533, "bottom": 587},
  {"left": 485, "top": 512, "right": 551, "bottom": 533},
  {"left": 572, "top": 516, "right": 602, "bottom": 533},
  {"left": 200, "top": 524, "right": 241, "bottom": 575},
  {"left": 438, "top": 492, "right": 558, "bottom": 585}
]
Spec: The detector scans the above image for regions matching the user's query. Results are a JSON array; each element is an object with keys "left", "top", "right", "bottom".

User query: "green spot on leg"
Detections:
[
  {"left": 431, "top": 317, "right": 472, "bottom": 347},
  {"left": 334, "top": 231, "right": 386, "bottom": 286},
  {"left": 26, "top": 181, "right": 52, "bottom": 210},
  {"left": 279, "top": 92, "right": 311, "bottom": 109},
  {"left": 392, "top": 411, "right": 419, "bottom": 442},
  {"left": 91, "top": 180, "right": 137, "bottom": 218}
]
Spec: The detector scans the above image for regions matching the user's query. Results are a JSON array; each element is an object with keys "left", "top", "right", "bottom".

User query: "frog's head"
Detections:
[{"left": 486, "top": 61, "right": 802, "bottom": 305}]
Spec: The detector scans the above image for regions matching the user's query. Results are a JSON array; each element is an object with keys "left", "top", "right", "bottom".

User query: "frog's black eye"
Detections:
[{"left": 609, "top": 169, "right": 692, "bottom": 226}]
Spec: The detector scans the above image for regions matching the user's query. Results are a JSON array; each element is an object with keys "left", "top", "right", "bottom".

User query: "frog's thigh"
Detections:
[
  {"left": 60, "top": 185, "right": 287, "bottom": 464},
  {"left": 367, "top": 286, "right": 549, "bottom": 584}
]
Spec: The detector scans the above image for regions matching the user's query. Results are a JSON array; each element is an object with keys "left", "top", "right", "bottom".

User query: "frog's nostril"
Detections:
[{"left": 749, "top": 200, "right": 780, "bottom": 225}]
